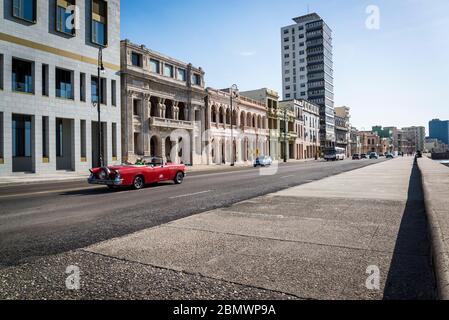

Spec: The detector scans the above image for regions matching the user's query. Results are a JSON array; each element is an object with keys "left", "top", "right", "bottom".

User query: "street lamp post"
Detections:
[
  {"left": 230, "top": 84, "right": 238, "bottom": 166},
  {"left": 95, "top": 47, "right": 105, "bottom": 168}
]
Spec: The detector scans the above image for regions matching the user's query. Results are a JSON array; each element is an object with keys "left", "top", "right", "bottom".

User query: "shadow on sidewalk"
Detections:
[{"left": 383, "top": 159, "right": 437, "bottom": 300}]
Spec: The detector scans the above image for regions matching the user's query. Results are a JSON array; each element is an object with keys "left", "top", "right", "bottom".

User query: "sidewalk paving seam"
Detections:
[
  {"left": 163, "top": 224, "right": 375, "bottom": 253},
  {"left": 79, "top": 249, "right": 309, "bottom": 300}
]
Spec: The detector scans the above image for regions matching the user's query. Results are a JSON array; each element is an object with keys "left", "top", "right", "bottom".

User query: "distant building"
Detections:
[
  {"left": 349, "top": 127, "right": 362, "bottom": 155},
  {"left": 279, "top": 99, "right": 320, "bottom": 160},
  {"left": 240, "top": 88, "right": 281, "bottom": 160},
  {"left": 429, "top": 119, "right": 449, "bottom": 145},
  {"left": 281, "top": 13, "right": 335, "bottom": 148},
  {"left": 206, "top": 88, "right": 270, "bottom": 165},
  {"left": 357, "top": 131, "right": 388, "bottom": 155},
  {"left": 334, "top": 107, "right": 351, "bottom": 157},
  {"left": 425, "top": 138, "right": 448, "bottom": 153},
  {"left": 402, "top": 126, "right": 426, "bottom": 153}
]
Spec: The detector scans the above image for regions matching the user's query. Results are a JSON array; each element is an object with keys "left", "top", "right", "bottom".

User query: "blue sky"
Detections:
[{"left": 121, "top": 0, "right": 449, "bottom": 132}]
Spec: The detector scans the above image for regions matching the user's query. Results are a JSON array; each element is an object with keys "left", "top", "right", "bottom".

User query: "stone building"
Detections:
[
  {"left": 279, "top": 99, "right": 320, "bottom": 160},
  {"left": 349, "top": 127, "right": 362, "bottom": 155},
  {"left": 334, "top": 106, "right": 351, "bottom": 157},
  {"left": 358, "top": 131, "right": 389, "bottom": 155},
  {"left": 0, "top": 0, "right": 121, "bottom": 176},
  {"left": 239, "top": 88, "right": 281, "bottom": 160},
  {"left": 205, "top": 88, "right": 269, "bottom": 165},
  {"left": 120, "top": 40, "right": 207, "bottom": 165}
]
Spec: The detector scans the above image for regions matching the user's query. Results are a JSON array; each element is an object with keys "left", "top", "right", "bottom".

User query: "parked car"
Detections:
[
  {"left": 254, "top": 156, "right": 273, "bottom": 167},
  {"left": 386, "top": 153, "right": 394, "bottom": 159},
  {"left": 88, "top": 157, "right": 186, "bottom": 190},
  {"left": 352, "top": 154, "right": 361, "bottom": 160},
  {"left": 369, "top": 152, "right": 379, "bottom": 160},
  {"left": 361, "top": 154, "right": 368, "bottom": 159}
]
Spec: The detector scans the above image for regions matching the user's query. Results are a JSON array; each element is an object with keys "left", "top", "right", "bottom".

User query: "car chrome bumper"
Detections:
[{"left": 88, "top": 178, "right": 123, "bottom": 186}]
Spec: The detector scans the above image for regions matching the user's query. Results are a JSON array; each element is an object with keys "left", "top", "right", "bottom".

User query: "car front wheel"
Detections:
[
  {"left": 174, "top": 172, "right": 184, "bottom": 185},
  {"left": 132, "top": 176, "right": 144, "bottom": 190}
]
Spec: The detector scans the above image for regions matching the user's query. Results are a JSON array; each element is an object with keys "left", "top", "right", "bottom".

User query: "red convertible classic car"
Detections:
[{"left": 88, "top": 157, "right": 186, "bottom": 190}]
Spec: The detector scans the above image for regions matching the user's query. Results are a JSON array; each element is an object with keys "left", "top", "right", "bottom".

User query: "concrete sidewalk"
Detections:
[
  {"left": 0, "top": 157, "right": 436, "bottom": 299},
  {"left": 418, "top": 157, "right": 449, "bottom": 299}
]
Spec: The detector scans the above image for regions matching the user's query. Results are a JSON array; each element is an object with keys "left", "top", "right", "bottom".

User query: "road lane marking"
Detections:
[
  {"left": 280, "top": 175, "right": 296, "bottom": 179},
  {"left": 169, "top": 190, "right": 212, "bottom": 199}
]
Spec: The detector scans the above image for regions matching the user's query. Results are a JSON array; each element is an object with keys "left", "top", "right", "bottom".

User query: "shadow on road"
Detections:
[
  {"left": 383, "top": 159, "right": 436, "bottom": 300},
  {"left": 59, "top": 182, "right": 175, "bottom": 196}
]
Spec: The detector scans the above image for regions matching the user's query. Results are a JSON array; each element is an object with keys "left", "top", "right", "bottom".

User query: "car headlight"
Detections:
[{"left": 114, "top": 171, "right": 121, "bottom": 181}]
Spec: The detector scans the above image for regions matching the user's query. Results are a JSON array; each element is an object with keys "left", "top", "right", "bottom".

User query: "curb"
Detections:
[{"left": 418, "top": 158, "right": 449, "bottom": 300}]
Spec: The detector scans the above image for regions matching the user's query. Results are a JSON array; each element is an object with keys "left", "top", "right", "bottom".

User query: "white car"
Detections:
[{"left": 254, "top": 156, "right": 273, "bottom": 167}]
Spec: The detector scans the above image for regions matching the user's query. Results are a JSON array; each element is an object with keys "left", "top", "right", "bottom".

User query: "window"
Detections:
[
  {"left": 42, "top": 64, "right": 49, "bottom": 96},
  {"left": 0, "top": 54, "right": 4, "bottom": 90},
  {"left": 56, "top": 68, "right": 73, "bottom": 99},
  {"left": 131, "top": 52, "right": 142, "bottom": 67},
  {"left": 12, "top": 114, "right": 32, "bottom": 157},
  {"left": 56, "top": 0, "right": 75, "bottom": 35},
  {"left": 80, "top": 73, "right": 86, "bottom": 101},
  {"left": 80, "top": 120, "right": 86, "bottom": 160},
  {"left": 91, "top": 0, "right": 107, "bottom": 46},
  {"left": 0, "top": 112, "right": 3, "bottom": 161},
  {"left": 12, "top": 58, "right": 34, "bottom": 94},
  {"left": 112, "top": 123, "right": 117, "bottom": 159},
  {"left": 42, "top": 116, "right": 49, "bottom": 159},
  {"left": 149, "top": 59, "right": 160, "bottom": 73},
  {"left": 192, "top": 73, "right": 201, "bottom": 86},
  {"left": 283, "top": 29, "right": 289, "bottom": 34},
  {"left": 133, "top": 99, "right": 140, "bottom": 116},
  {"left": 163, "top": 64, "right": 174, "bottom": 77},
  {"left": 91, "top": 76, "right": 106, "bottom": 104},
  {"left": 111, "top": 80, "right": 116, "bottom": 106},
  {"left": 177, "top": 68, "right": 186, "bottom": 81},
  {"left": 12, "top": 0, "right": 36, "bottom": 22},
  {"left": 56, "top": 119, "right": 63, "bottom": 157}
]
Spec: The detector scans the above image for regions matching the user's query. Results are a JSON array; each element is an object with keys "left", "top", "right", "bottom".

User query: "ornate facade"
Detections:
[
  {"left": 205, "top": 88, "right": 270, "bottom": 165},
  {"left": 121, "top": 40, "right": 207, "bottom": 165}
]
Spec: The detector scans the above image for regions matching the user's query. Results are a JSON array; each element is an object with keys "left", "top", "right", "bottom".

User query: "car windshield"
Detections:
[{"left": 137, "top": 157, "right": 164, "bottom": 166}]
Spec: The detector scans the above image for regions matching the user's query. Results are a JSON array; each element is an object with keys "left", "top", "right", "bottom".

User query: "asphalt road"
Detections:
[{"left": 0, "top": 159, "right": 386, "bottom": 268}]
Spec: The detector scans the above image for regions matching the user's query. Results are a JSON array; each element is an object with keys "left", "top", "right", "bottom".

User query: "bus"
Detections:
[{"left": 324, "top": 147, "right": 346, "bottom": 161}]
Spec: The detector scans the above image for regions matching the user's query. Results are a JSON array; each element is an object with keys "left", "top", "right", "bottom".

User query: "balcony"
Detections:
[{"left": 150, "top": 117, "right": 194, "bottom": 130}]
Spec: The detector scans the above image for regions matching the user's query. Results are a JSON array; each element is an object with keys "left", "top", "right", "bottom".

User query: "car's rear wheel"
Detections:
[
  {"left": 132, "top": 176, "right": 144, "bottom": 190},
  {"left": 174, "top": 172, "right": 184, "bottom": 185}
]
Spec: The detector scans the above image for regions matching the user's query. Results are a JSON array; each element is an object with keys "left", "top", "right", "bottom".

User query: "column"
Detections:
[
  {"left": 143, "top": 94, "right": 151, "bottom": 156},
  {"left": 0, "top": 112, "right": 12, "bottom": 176},
  {"left": 33, "top": 115, "right": 42, "bottom": 173},
  {"left": 173, "top": 101, "right": 179, "bottom": 120},
  {"left": 126, "top": 91, "right": 134, "bottom": 159}
]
